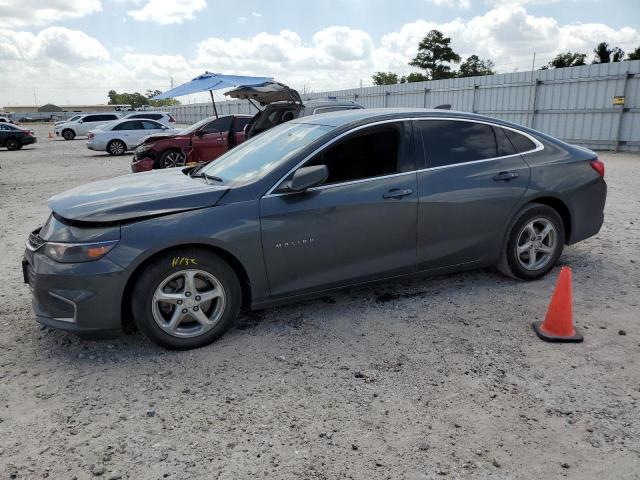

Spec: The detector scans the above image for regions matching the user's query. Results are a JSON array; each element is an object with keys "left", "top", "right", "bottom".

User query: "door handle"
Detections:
[
  {"left": 493, "top": 171, "right": 518, "bottom": 181},
  {"left": 383, "top": 188, "right": 413, "bottom": 199}
]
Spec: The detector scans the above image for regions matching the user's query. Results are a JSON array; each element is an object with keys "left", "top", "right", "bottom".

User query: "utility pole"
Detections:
[
  {"left": 33, "top": 92, "right": 38, "bottom": 107},
  {"left": 170, "top": 76, "right": 174, "bottom": 89}
]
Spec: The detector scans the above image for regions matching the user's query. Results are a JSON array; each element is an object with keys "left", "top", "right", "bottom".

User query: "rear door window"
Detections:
[
  {"left": 235, "top": 117, "right": 251, "bottom": 131},
  {"left": 141, "top": 120, "right": 162, "bottom": 130},
  {"left": 503, "top": 128, "right": 537, "bottom": 153},
  {"left": 82, "top": 115, "right": 98, "bottom": 122},
  {"left": 494, "top": 126, "right": 516, "bottom": 157},
  {"left": 417, "top": 120, "right": 499, "bottom": 168}
]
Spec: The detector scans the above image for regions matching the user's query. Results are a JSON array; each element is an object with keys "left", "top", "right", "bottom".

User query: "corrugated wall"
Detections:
[{"left": 161, "top": 60, "right": 640, "bottom": 152}]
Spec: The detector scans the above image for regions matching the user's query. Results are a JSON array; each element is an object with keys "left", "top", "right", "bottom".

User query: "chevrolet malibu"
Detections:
[{"left": 23, "top": 109, "right": 606, "bottom": 349}]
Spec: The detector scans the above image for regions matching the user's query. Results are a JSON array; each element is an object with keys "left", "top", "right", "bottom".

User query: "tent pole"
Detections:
[{"left": 209, "top": 90, "right": 219, "bottom": 118}]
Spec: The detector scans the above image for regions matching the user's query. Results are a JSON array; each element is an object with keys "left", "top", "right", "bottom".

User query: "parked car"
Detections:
[
  {"left": 1, "top": 122, "right": 36, "bottom": 150},
  {"left": 54, "top": 115, "right": 82, "bottom": 126},
  {"left": 87, "top": 119, "right": 175, "bottom": 156},
  {"left": 121, "top": 111, "right": 176, "bottom": 127},
  {"left": 131, "top": 114, "right": 252, "bottom": 172},
  {"left": 54, "top": 113, "right": 120, "bottom": 140},
  {"left": 224, "top": 81, "right": 363, "bottom": 139},
  {"left": 22, "top": 108, "right": 606, "bottom": 349},
  {"left": 0, "top": 116, "right": 14, "bottom": 124}
]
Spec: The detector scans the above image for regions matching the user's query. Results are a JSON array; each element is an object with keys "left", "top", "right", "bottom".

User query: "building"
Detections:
[{"left": 1, "top": 104, "right": 131, "bottom": 113}]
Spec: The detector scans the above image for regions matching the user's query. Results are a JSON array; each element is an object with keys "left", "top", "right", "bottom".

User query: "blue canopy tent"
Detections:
[{"left": 151, "top": 72, "right": 273, "bottom": 118}]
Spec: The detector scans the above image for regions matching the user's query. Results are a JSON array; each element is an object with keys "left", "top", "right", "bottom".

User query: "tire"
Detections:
[
  {"left": 62, "top": 129, "right": 75, "bottom": 141},
  {"left": 131, "top": 249, "right": 242, "bottom": 349},
  {"left": 498, "top": 203, "right": 565, "bottom": 281},
  {"left": 5, "top": 138, "right": 20, "bottom": 151},
  {"left": 158, "top": 149, "right": 186, "bottom": 169},
  {"left": 107, "top": 139, "right": 127, "bottom": 156}
]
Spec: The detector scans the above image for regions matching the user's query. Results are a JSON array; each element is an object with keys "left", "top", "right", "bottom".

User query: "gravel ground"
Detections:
[{"left": 0, "top": 124, "right": 639, "bottom": 480}]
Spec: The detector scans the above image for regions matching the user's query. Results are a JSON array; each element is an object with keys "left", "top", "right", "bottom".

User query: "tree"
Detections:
[
  {"left": 458, "top": 55, "right": 495, "bottom": 77},
  {"left": 628, "top": 46, "right": 640, "bottom": 60},
  {"left": 546, "top": 51, "right": 587, "bottom": 69},
  {"left": 593, "top": 42, "right": 625, "bottom": 63},
  {"left": 372, "top": 72, "right": 401, "bottom": 85},
  {"left": 145, "top": 89, "right": 180, "bottom": 107},
  {"left": 107, "top": 89, "right": 179, "bottom": 108},
  {"left": 403, "top": 72, "right": 429, "bottom": 83},
  {"left": 409, "top": 30, "right": 461, "bottom": 80}
]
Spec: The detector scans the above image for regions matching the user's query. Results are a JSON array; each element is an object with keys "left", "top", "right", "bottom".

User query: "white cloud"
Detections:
[
  {"left": 425, "top": 0, "right": 471, "bottom": 9},
  {"left": 0, "top": 0, "right": 102, "bottom": 27},
  {"left": 251, "top": 11, "right": 262, "bottom": 17},
  {"left": 236, "top": 16, "right": 247, "bottom": 25},
  {"left": 128, "top": 0, "right": 206, "bottom": 24},
  {"left": 2, "top": 5, "right": 640, "bottom": 106},
  {"left": 0, "top": 27, "right": 109, "bottom": 63}
]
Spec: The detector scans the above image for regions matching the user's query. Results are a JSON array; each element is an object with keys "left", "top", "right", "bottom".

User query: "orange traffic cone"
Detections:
[
  {"left": 48, "top": 131, "right": 53, "bottom": 139},
  {"left": 532, "top": 266, "right": 583, "bottom": 342}
]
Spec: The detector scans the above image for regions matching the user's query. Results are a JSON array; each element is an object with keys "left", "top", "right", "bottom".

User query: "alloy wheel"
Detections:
[
  {"left": 109, "top": 141, "right": 126, "bottom": 155},
  {"left": 515, "top": 217, "right": 558, "bottom": 271},
  {"left": 151, "top": 269, "right": 226, "bottom": 338},
  {"left": 163, "top": 151, "right": 185, "bottom": 168}
]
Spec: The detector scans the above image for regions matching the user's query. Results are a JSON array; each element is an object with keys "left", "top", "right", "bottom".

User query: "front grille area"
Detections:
[{"left": 27, "top": 231, "right": 45, "bottom": 251}]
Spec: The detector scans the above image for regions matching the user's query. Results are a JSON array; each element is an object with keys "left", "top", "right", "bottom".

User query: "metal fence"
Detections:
[{"left": 45, "top": 59, "right": 627, "bottom": 153}]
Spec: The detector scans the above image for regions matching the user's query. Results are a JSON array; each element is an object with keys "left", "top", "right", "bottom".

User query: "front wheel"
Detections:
[
  {"left": 158, "top": 149, "right": 186, "bottom": 169},
  {"left": 131, "top": 249, "right": 242, "bottom": 349},
  {"left": 499, "top": 203, "right": 565, "bottom": 280},
  {"left": 107, "top": 139, "right": 126, "bottom": 156}
]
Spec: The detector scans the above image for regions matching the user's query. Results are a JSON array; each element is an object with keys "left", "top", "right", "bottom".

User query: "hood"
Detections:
[
  {"left": 141, "top": 131, "right": 181, "bottom": 144},
  {"left": 224, "top": 81, "right": 301, "bottom": 105},
  {"left": 48, "top": 168, "right": 228, "bottom": 223}
]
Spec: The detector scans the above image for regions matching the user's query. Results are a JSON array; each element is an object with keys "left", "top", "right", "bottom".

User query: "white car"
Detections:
[
  {"left": 54, "top": 113, "right": 120, "bottom": 140},
  {"left": 121, "top": 111, "right": 176, "bottom": 127},
  {"left": 54, "top": 114, "right": 82, "bottom": 126},
  {"left": 87, "top": 118, "right": 175, "bottom": 155}
]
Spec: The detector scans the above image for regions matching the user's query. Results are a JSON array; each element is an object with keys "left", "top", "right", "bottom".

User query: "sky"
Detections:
[{"left": 1, "top": 0, "right": 639, "bottom": 107}]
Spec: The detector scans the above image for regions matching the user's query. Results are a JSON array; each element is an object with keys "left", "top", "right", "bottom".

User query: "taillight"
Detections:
[
  {"left": 589, "top": 159, "right": 605, "bottom": 178},
  {"left": 88, "top": 132, "right": 94, "bottom": 140}
]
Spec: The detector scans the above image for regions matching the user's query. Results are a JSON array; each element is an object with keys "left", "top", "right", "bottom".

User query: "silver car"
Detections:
[{"left": 87, "top": 118, "right": 175, "bottom": 155}]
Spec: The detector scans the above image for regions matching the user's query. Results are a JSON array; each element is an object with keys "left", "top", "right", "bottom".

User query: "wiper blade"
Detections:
[{"left": 191, "top": 172, "right": 223, "bottom": 184}]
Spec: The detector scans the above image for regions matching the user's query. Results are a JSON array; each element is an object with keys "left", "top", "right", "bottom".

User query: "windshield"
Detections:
[
  {"left": 200, "top": 122, "right": 332, "bottom": 187},
  {"left": 180, "top": 117, "right": 214, "bottom": 135}
]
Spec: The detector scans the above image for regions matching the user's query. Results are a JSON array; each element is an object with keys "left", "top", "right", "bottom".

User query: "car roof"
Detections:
[
  {"left": 290, "top": 107, "right": 537, "bottom": 132},
  {"left": 302, "top": 99, "right": 361, "bottom": 108}
]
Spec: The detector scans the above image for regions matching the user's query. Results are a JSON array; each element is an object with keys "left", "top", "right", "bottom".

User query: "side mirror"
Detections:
[
  {"left": 78, "top": 120, "right": 83, "bottom": 124},
  {"left": 287, "top": 165, "right": 329, "bottom": 192}
]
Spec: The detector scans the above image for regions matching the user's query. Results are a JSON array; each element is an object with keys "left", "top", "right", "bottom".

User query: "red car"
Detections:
[{"left": 131, "top": 114, "right": 252, "bottom": 173}]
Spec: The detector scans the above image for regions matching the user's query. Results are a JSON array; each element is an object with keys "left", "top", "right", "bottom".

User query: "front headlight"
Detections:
[
  {"left": 44, "top": 240, "right": 118, "bottom": 263},
  {"left": 135, "top": 144, "right": 151, "bottom": 154}
]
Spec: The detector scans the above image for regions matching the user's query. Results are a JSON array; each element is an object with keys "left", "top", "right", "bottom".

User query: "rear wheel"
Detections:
[
  {"left": 158, "top": 149, "right": 186, "bottom": 169},
  {"left": 499, "top": 203, "right": 565, "bottom": 280},
  {"left": 5, "top": 138, "right": 20, "bottom": 150},
  {"left": 131, "top": 249, "right": 241, "bottom": 349},
  {"left": 107, "top": 139, "right": 126, "bottom": 156},
  {"left": 62, "top": 129, "right": 75, "bottom": 141}
]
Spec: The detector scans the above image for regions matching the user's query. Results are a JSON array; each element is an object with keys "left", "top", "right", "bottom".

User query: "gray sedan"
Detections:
[{"left": 23, "top": 108, "right": 606, "bottom": 349}]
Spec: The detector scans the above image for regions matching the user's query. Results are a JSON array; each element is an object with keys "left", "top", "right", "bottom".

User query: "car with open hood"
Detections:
[{"left": 23, "top": 108, "right": 606, "bottom": 350}]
